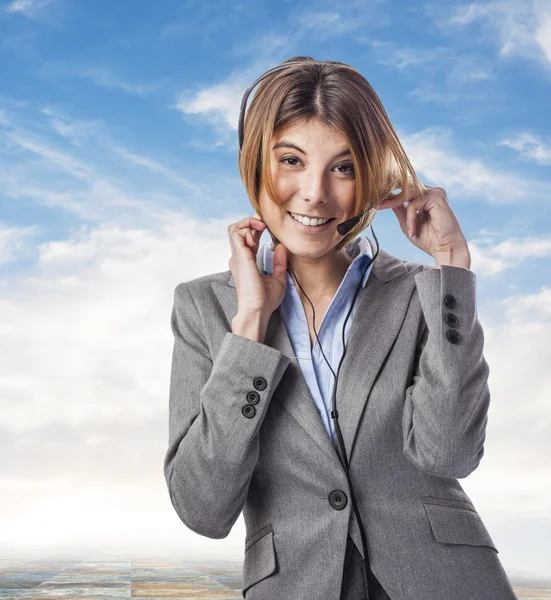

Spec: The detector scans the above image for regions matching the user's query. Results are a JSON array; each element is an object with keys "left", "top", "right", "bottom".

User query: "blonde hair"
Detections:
[{"left": 238, "top": 56, "right": 424, "bottom": 251}]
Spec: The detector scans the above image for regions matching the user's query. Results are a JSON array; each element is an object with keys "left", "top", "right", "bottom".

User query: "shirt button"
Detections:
[
  {"left": 242, "top": 405, "right": 256, "bottom": 418},
  {"left": 444, "top": 294, "right": 457, "bottom": 309},
  {"left": 446, "top": 329, "right": 461, "bottom": 344},
  {"left": 445, "top": 313, "right": 458, "bottom": 327},
  {"left": 253, "top": 377, "right": 267, "bottom": 391},
  {"left": 328, "top": 489, "right": 348, "bottom": 510}
]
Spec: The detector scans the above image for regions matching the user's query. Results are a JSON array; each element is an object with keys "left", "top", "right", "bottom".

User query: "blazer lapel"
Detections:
[{"left": 211, "top": 238, "right": 423, "bottom": 472}]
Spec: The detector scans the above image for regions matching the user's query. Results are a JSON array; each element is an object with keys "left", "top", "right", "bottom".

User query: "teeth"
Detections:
[{"left": 290, "top": 212, "right": 330, "bottom": 226}]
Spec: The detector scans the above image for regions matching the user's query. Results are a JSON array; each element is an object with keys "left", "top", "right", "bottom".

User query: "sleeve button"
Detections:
[
  {"left": 253, "top": 377, "right": 267, "bottom": 391},
  {"left": 446, "top": 329, "right": 461, "bottom": 344},
  {"left": 246, "top": 391, "right": 260, "bottom": 405},
  {"left": 242, "top": 405, "right": 256, "bottom": 418},
  {"left": 444, "top": 294, "right": 457, "bottom": 309},
  {"left": 445, "top": 313, "right": 458, "bottom": 327}
]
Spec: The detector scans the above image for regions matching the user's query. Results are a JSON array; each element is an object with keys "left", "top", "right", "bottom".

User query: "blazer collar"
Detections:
[{"left": 212, "top": 237, "right": 421, "bottom": 472}]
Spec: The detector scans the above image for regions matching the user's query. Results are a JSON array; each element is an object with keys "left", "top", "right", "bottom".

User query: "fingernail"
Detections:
[{"left": 408, "top": 228, "right": 413, "bottom": 237}]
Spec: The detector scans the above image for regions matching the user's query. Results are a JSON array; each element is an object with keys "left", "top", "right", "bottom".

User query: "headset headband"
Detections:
[{"left": 238, "top": 61, "right": 310, "bottom": 151}]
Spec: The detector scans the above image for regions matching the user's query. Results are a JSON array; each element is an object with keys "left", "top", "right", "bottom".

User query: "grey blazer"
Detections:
[{"left": 163, "top": 238, "right": 518, "bottom": 600}]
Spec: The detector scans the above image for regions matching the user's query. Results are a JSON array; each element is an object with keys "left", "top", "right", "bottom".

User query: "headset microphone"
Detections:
[{"left": 337, "top": 212, "right": 371, "bottom": 236}]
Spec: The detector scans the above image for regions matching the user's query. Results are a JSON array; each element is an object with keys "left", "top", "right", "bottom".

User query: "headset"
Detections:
[{"left": 238, "top": 61, "right": 381, "bottom": 599}]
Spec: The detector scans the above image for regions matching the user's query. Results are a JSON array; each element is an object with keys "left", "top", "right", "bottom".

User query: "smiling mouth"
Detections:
[{"left": 287, "top": 211, "right": 336, "bottom": 223}]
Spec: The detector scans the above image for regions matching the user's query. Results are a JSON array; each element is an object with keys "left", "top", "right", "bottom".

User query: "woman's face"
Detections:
[{"left": 257, "top": 118, "right": 357, "bottom": 258}]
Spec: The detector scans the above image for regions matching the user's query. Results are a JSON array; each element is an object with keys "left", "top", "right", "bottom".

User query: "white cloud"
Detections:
[
  {"left": 428, "top": 0, "right": 551, "bottom": 68},
  {"left": 175, "top": 78, "right": 244, "bottom": 135},
  {"left": 403, "top": 127, "right": 545, "bottom": 204},
  {"left": 4, "top": 0, "right": 63, "bottom": 26},
  {"left": 0, "top": 209, "right": 240, "bottom": 436},
  {"left": 498, "top": 131, "right": 551, "bottom": 165},
  {"left": 0, "top": 107, "right": 230, "bottom": 220},
  {"left": 6, "top": 0, "right": 55, "bottom": 17},
  {"left": 0, "top": 224, "right": 39, "bottom": 264},
  {"left": 467, "top": 235, "right": 551, "bottom": 275},
  {"left": 534, "top": 5, "right": 551, "bottom": 63},
  {"left": 469, "top": 284, "right": 551, "bottom": 514},
  {"left": 0, "top": 207, "right": 251, "bottom": 557}
]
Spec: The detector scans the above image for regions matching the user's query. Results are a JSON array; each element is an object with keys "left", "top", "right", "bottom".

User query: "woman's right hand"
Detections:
[{"left": 228, "top": 211, "right": 288, "bottom": 318}]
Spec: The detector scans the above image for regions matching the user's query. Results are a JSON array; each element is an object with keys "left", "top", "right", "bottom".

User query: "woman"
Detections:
[{"left": 164, "top": 57, "right": 518, "bottom": 600}]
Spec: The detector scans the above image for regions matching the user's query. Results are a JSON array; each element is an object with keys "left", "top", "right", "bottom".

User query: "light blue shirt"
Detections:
[{"left": 261, "top": 235, "right": 374, "bottom": 450}]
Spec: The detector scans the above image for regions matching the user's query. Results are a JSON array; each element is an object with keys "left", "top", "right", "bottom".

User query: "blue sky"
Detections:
[{"left": 1, "top": 0, "right": 550, "bottom": 582}]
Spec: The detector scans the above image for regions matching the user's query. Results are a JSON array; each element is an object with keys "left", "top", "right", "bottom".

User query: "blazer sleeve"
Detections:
[
  {"left": 163, "top": 282, "right": 292, "bottom": 539},
  {"left": 402, "top": 264, "right": 491, "bottom": 479}
]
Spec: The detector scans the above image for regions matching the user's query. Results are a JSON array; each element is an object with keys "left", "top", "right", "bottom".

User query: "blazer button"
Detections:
[
  {"left": 246, "top": 391, "right": 260, "bottom": 405},
  {"left": 444, "top": 313, "right": 458, "bottom": 327},
  {"left": 328, "top": 489, "right": 348, "bottom": 510},
  {"left": 446, "top": 329, "right": 461, "bottom": 344},
  {"left": 444, "top": 294, "right": 457, "bottom": 309},
  {"left": 242, "top": 405, "right": 256, "bottom": 418},
  {"left": 253, "top": 377, "right": 267, "bottom": 391}
]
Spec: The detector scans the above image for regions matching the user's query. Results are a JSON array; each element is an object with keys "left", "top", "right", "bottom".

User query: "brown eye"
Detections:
[
  {"left": 336, "top": 163, "right": 355, "bottom": 175},
  {"left": 280, "top": 157, "right": 300, "bottom": 166}
]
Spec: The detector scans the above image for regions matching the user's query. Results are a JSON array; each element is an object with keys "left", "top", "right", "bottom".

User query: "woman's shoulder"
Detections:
[
  {"left": 173, "top": 269, "right": 231, "bottom": 301},
  {"left": 375, "top": 245, "right": 436, "bottom": 283}
]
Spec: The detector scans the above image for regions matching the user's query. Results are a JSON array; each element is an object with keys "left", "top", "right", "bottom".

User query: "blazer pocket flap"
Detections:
[
  {"left": 243, "top": 524, "right": 276, "bottom": 595},
  {"left": 422, "top": 498, "right": 498, "bottom": 553}
]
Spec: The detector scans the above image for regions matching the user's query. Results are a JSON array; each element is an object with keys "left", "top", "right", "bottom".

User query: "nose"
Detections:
[{"left": 299, "top": 166, "right": 328, "bottom": 205}]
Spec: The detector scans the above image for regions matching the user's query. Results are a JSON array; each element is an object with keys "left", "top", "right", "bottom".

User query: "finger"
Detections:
[
  {"left": 241, "top": 228, "right": 256, "bottom": 246},
  {"left": 247, "top": 214, "right": 268, "bottom": 248},
  {"left": 246, "top": 214, "right": 266, "bottom": 245},
  {"left": 249, "top": 215, "right": 266, "bottom": 238},
  {"left": 407, "top": 201, "right": 419, "bottom": 237},
  {"left": 404, "top": 192, "right": 433, "bottom": 237},
  {"left": 228, "top": 214, "right": 267, "bottom": 271},
  {"left": 378, "top": 192, "right": 405, "bottom": 209},
  {"left": 378, "top": 188, "right": 416, "bottom": 209},
  {"left": 230, "top": 229, "right": 254, "bottom": 256},
  {"left": 271, "top": 241, "right": 288, "bottom": 283},
  {"left": 229, "top": 215, "right": 266, "bottom": 233},
  {"left": 229, "top": 219, "right": 262, "bottom": 251},
  {"left": 228, "top": 230, "right": 252, "bottom": 274},
  {"left": 391, "top": 204, "right": 408, "bottom": 235},
  {"left": 378, "top": 197, "right": 406, "bottom": 211}
]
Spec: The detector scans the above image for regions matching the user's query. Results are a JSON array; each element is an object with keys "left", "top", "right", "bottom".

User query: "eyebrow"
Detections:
[{"left": 272, "top": 140, "right": 351, "bottom": 159}]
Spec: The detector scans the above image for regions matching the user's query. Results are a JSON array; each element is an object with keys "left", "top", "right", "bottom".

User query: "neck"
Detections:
[{"left": 285, "top": 247, "right": 353, "bottom": 301}]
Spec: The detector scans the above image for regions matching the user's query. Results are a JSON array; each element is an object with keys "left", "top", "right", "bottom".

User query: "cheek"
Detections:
[
  {"left": 256, "top": 191, "right": 285, "bottom": 224},
  {"left": 273, "top": 176, "right": 294, "bottom": 197},
  {"left": 343, "top": 183, "right": 357, "bottom": 204}
]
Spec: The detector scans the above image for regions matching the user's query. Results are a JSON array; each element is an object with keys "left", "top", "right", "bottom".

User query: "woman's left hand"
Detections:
[{"left": 377, "top": 184, "right": 471, "bottom": 268}]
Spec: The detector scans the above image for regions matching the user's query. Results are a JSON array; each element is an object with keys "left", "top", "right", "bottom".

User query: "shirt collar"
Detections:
[{"left": 260, "top": 235, "right": 373, "bottom": 288}]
